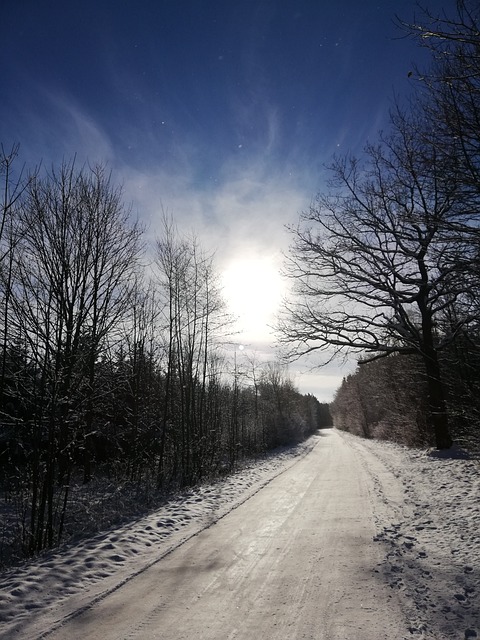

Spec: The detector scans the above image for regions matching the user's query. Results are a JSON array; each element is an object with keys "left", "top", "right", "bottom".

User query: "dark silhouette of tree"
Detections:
[
  {"left": 278, "top": 109, "right": 480, "bottom": 449},
  {"left": 8, "top": 161, "right": 142, "bottom": 551},
  {"left": 154, "top": 216, "right": 231, "bottom": 486},
  {"left": 402, "top": 1, "right": 480, "bottom": 199},
  {"left": 0, "top": 145, "right": 31, "bottom": 418}
]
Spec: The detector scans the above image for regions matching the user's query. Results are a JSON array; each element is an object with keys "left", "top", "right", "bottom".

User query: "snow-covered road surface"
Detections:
[
  {"left": 40, "top": 430, "right": 405, "bottom": 639},
  {"left": 1, "top": 428, "right": 478, "bottom": 639}
]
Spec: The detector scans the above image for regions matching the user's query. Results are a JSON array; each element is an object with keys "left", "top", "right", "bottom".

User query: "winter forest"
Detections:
[
  {"left": 2, "top": 1, "right": 480, "bottom": 572},
  {"left": 0, "top": 153, "right": 330, "bottom": 566}
]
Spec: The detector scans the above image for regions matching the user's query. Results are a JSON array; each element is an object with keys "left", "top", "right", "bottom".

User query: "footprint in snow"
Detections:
[{"left": 108, "top": 554, "right": 126, "bottom": 563}]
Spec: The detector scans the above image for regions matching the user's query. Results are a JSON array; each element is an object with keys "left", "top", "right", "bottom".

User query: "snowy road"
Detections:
[{"left": 45, "top": 430, "right": 407, "bottom": 640}]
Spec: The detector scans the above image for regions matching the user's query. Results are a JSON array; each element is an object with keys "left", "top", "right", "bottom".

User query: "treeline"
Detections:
[
  {"left": 0, "top": 154, "right": 329, "bottom": 564},
  {"left": 330, "top": 343, "right": 480, "bottom": 453}
]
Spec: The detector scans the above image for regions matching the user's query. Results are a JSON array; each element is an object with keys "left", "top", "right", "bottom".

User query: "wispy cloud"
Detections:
[
  {"left": 2, "top": 85, "right": 115, "bottom": 169},
  {"left": 119, "top": 152, "right": 311, "bottom": 359},
  {"left": 120, "top": 155, "right": 310, "bottom": 267}
]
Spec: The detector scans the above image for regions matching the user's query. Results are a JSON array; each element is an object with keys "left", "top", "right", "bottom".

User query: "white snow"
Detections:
[
  {"left": 0, "top": 430, "right": 479, "bottom": 640},
  {"left": 344, "top": 431, "right": 480, "bottom": 639}
]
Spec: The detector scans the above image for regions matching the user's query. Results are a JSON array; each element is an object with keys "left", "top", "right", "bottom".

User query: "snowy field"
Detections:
[{"left": 0, "top": 429, "right": 479, "bottom": 640}]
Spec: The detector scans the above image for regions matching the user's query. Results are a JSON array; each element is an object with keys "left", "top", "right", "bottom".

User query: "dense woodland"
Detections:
[
  {"left": 330, "top": 347, "right": 480, "bottom": 453},
  {"left": 0, "top": 158, "right": 330, "bottom": 565}
]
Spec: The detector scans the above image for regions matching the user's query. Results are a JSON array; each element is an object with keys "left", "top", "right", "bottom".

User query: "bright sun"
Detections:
[{"left": 221, "top": 257, "right": 284, "bottom": 343}]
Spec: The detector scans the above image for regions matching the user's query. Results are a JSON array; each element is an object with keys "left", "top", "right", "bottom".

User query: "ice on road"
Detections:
[{"left": 45, "top": 429, "right": 406, "bottom": 640}]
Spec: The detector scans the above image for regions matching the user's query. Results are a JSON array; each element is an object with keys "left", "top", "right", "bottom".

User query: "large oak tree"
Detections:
[{"left": 278, "top": 110, "right": 480, "bottom": 449}]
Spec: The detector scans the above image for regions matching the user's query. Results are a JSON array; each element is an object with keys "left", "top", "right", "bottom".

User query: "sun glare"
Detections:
[{"left": 222, "top": 257, "right": 284, "bottom": 343}]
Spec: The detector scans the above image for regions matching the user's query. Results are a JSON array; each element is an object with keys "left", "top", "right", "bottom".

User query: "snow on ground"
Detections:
[
  {"left": 0, "top": 439, "right": 316, "bottom": 639},
  {"left": 0, "top": 429, "right": 479, "bottom": 640},
  {"left": 344, "top": 432, "right": 480, "bottom": 640}
]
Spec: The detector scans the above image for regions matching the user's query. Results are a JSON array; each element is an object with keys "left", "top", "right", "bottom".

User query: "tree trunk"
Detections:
[
  {"left": 422, "top": 347, "right": 452, "bottom": 450},
  {"left": 417, "top": 255, "right": 453, "bottom": 450}
]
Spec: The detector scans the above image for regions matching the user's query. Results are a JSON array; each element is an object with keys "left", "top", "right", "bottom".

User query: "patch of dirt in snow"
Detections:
[
  {"left": 343, "top": 431, "right": 480, "bottom": 640},
  {"left": 0, "top": 438, "right": 316, "bottom": 640}
]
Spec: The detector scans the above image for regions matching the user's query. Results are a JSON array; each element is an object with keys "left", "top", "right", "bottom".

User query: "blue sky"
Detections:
[{"left": 1, "top": 0, "right": 447, "bottom": 399}]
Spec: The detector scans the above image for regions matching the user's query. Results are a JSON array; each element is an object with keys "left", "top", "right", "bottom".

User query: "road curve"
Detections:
[{"left": 47, "top": 429, "right": 407, "bottom": 640}]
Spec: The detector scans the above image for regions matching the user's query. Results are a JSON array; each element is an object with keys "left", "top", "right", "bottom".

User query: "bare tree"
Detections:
[
  {"left": 0, "top": 145, "right": 31, "bottom": 410},
  {"left": 402, "top": 2, "right": 480, "bottom": 202},
  {"left": 119, "top": 275, "right": 162, "bottom": 481},
  {"left": 9, "top": 160, "right": 142, "bottom": 551},
  {"left": 278, "top": 111, "right": 480, "bottom": 449},
  {"left": 260, "top": 363, "right": 309, "bottom": 446},
  {"left": 154, "top": 215, "right": 230, "bottom": 485},
  {"left": 0, "top": 144, "right": 29, "bottom": 261}
]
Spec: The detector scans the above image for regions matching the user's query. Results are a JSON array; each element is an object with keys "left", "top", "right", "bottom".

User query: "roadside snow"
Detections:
[
  {"left": 0, "top": 439, "right": 316, "bottom": 639},
  {"left": 0, "top": 430, "right": 479, "bottom": 640},
  {"left": 345, "top": 431, "right": 480, "bottom": 640}
]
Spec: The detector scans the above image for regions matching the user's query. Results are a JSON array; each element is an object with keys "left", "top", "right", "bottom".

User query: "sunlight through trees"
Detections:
[{"left": 0, "top": 162, "right": 326, "bottom": 563}]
